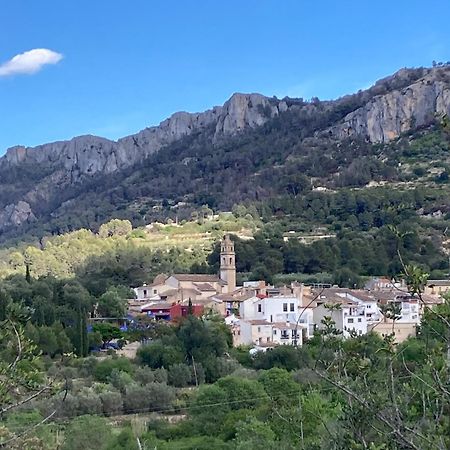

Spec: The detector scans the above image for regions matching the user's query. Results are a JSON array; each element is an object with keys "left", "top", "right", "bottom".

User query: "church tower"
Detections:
[{"left": 220, "top": 234, "right": 236, "bottom": 293}]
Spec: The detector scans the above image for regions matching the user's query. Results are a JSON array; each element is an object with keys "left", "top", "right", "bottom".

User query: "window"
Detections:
[
  {"left": 273, "top": 329, "right": 277, "bottom": 335},
  {"left": 283, "top": 303, "right": 288, "bottom": 312},
  {"left": 153, "top": 289, "right": 157, "bottom": 294},
  {"left": 143, "top": 289, "right": 147, "bottom": 296},
  {"left": 358, "top": 330, "right": 362, "bottom": 335},
  {"left": 290, "top": 303, "right": 295, "bottom": 312},
  {"left": 257, "top": 327, "right": 261, "bottom": 332},
  {"left": 348, "top": 318, "right": 354, "bottom": 323},
  {"left": 257, "top": 304, "right": 262, "bottom": 313},
  {"left": 357, "top": 318, "right": 362, "bottom": 322},
  {"left": 270, "top": 315, "right": 273, "bottom": 322}
]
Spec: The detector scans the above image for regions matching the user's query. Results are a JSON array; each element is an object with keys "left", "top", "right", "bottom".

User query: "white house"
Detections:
[
  {"left": 239, "top": 319, "right": 306, "bottom": 347},
  {"left": 239, "top": 295, "right": 300, "bottom": 324},
  {"left": 313, "top": 298, "right": 368, "bottom": 338}
]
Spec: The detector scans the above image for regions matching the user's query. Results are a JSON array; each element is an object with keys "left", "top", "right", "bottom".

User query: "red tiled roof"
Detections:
[
  {"left": 194, "top": 282, "right": 217, "bottom": 291},
  {"left": 172, "top": 274, "right": 220, "bottom": 282}
]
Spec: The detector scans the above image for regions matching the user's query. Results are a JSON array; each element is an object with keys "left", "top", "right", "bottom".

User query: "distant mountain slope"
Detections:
[{"left": 1, "top": 65, "right": 450, "bottom": 242}]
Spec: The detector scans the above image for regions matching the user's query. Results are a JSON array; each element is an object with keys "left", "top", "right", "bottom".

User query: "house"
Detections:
[
  {"left": 368, "top": 320, "right": 417, "bottom": 343},
  {"left": 164, "top": 274, "right": 226, "bottom": 297},
  {"left": 141, "top": 302, "right": 204, "bottom": 320},
  {"left": 130, "top": 235, "right": 237, "bottom": 320},
  {"left": 239, "top": 319, "right": 306, "bottom": 347},
  {"left": 425, "top": 280, "right": 450, "bottom": 297},
  {"left": 371, "top": 291, "right": 421, "bottom": 324},
  {"left": 212, "top": 292, "right": 257, "bottom": 317},
  {"left": 272, "top": 322, "right": 304, "bottom": 346},
  {"left": 239, "top": 295, "right": 300, "bottom": 324},
  {"left": 313, "top": 295, "right": 368, "bottom": 338}
]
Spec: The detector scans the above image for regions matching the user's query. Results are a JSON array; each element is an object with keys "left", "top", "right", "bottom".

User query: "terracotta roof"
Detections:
[
  {"left": 428, "top": 280, "right": 450, "bottom": 286},
  {"left": 159, "top": 289, "right": 180, "bottom": 297},
  {"left": 141, "top": 302, "right": 173, "bottom": 311},
  {"left": 246, "top": 320, "right": 271, "bottom": 326},
  {"left": 172, "top": 274, "right": 220, "bottom": 282},
  {"left": 153, "top": 273, "right": 168, "bottom": 283},
  {"left": 180, "top": 297, "right": 219, "bottom": 306},
  {"left": 194, "top": 282, "right": 217, "bottom": 291},
  {"left": 214, "top": 293, "right": 255, "bottom": 302}
]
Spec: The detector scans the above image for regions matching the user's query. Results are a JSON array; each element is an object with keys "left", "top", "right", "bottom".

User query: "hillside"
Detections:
[{"left": 1, "top": 65, "right": 450, "bottom": 245}]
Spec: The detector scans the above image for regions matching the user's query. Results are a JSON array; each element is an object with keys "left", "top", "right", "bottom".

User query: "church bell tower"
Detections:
[{"left": 220, "top": 234, "right": 236, "bottom": 293}]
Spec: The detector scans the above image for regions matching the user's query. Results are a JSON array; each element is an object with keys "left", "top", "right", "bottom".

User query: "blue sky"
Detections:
[{"left": 0, "top": 0, "right": 449, "bottom": 154}]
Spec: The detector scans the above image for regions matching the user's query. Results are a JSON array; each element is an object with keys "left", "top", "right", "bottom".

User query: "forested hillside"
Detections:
[{"left": 1, "top": 65, "right": 450, "bottom": 247}]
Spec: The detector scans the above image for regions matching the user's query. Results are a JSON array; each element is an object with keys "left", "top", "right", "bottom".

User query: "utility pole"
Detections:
[{"left": 192, "top": 355, "right": 199, "bottom": 387}]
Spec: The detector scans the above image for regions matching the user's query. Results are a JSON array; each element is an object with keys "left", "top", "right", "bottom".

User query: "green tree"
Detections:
[
  {"left": 97, "top": 287, "right": 129, "bottom": 318},
  {"left": 92, "top": 323, "right": 123, "bottom": 347},
  {"left": 62, "top": 415, "right": 112, "bottom": 450}
]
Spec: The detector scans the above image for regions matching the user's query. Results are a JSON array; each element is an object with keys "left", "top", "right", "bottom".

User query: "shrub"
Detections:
[
  {"left": 100, "top": 391, "right": 123, "bottom": 416},
  {"left": 94, "top": 357, "right": 133, "bottom": 382},
  {"left": 168, "top": 363, "right": 192, "bottom": 387}
]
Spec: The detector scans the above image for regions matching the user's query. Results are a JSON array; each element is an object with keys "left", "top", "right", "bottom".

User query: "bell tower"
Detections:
[{"left": 220, "top": 234, "right": 236, "bottom": 293}]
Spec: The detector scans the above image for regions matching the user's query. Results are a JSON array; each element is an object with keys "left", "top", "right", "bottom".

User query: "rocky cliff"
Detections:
[
  {"left": 328, "top": 67, "right": 450, "bottom": 142},
  {"left": 1, "top": 93, "right": 284, "bottom": 179},
  {"left": 0, "top": 92, "right": 288, "bottom": 232},
  {"left": 2, "top": 65, "right": 450, "bottom": 236}
]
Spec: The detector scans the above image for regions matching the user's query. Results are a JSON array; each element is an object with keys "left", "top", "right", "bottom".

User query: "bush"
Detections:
[
  {"left": 108, "top": 369, "right": 135, "bottom": 393},
  {"left": 134, "top": 366, "right": 155, "bottom": 385},
  {"left": 123, "top": 383, "right": 175, "bottom": 413},
  {"left": 76, "top": 389, "right": 102, "bottom": 416},
  {"left": 146, "top": 383, "right": 176, "bottom": 411},
  {"left": 153, "top": 368, "right": 168, "bottom": 384},
  {"left": 61, "top": 415, "right": 111, "bottom": 450},
  {"left": 168, "top": 363, "right": 192, "bottom": 387},
  {"left": 137, "top": 342, "right": 183, "bottom": 369},
  {"left": 100, "top": 391, "right": 123, "bottom": 416},
  {"left": 94, "top": 357, "right": 134, "bottom": 382},
  {"left": 123, "top": 385, "right": 148, "bottom": 413}
]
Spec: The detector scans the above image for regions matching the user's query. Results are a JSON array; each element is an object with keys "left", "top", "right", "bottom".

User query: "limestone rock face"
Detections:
[
  {"left": 0, "top": 93, "right": 281, "bottom": 182},
  {"left": 2, "top": 66, "right": 450, "bottom": 235},
  {"left": 215, "top": 93, "right": 287, "bottom": 137},
  {"left": 0, "top": 92, "right": 286, "bottom": 232},
  {"left": 118, "top": 106, "right": 223, "bottom": 159},
  {"left": 0, "top": 201, "right": 36, "bottom": 231},
  {"left": 329, "top": 70, "right": 450, "bottom": 143}
]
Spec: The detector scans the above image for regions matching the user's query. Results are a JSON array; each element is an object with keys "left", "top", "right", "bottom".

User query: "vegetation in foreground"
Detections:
[{"left": 0, "top": 258, "right": 450, "bottom": 448}]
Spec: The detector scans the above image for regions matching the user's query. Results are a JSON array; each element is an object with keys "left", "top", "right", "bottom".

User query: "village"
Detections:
[{"left": 127, "top": 235, "right": 449, "bottom": 348}]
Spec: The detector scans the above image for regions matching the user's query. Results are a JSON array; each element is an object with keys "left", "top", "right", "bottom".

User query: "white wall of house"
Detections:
[
  {"left": 314, "top": 303, "right": 368, "bottom": 338},
  {"left": 397, "top": 301, "right": 420, "bottom": 323},
  {"left": 335, "top": 292, "right": 381, "bottom": 324},
  {"left": 135, "top": 283, "right": 175, "bottom": 300},
  {"left": 239, "top": 321, "right": 273, "bottom": 346},
  {"left": 239, "top": 296, "right": 300, "bottom": 323},
  {"left": 297, "top": 307, "right": 314, "bottom": 338},
  {"left": 342, "top": 306, "right": 368, "bottom": 337},
  {"left": 272, "top": 325, "right": 304, "bottom": 346}
]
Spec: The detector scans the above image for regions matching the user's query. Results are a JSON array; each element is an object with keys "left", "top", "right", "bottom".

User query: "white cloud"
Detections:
[{"left": 0, "top": 48, "right": 63, "bottom": 77}]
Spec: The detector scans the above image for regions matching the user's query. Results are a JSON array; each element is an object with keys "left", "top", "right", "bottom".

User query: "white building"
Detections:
[
  {"left": 239, "top": 319, "right": 305, "bottom": 347},
  {"left": 239, "top": 295, "right": 300, "bottom": 324},
  {"left": 313, "top": 298, "right": 368, "bottom": 338}
]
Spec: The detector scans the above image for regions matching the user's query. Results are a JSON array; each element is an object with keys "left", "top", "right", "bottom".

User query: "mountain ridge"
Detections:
[{"left": 1, "top": 65, "right": 450, "bottom": 240}]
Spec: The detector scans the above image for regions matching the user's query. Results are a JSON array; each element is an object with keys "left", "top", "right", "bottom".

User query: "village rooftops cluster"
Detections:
[{"left": 126, "top": 237, "right": 449, "bottom": 349}]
